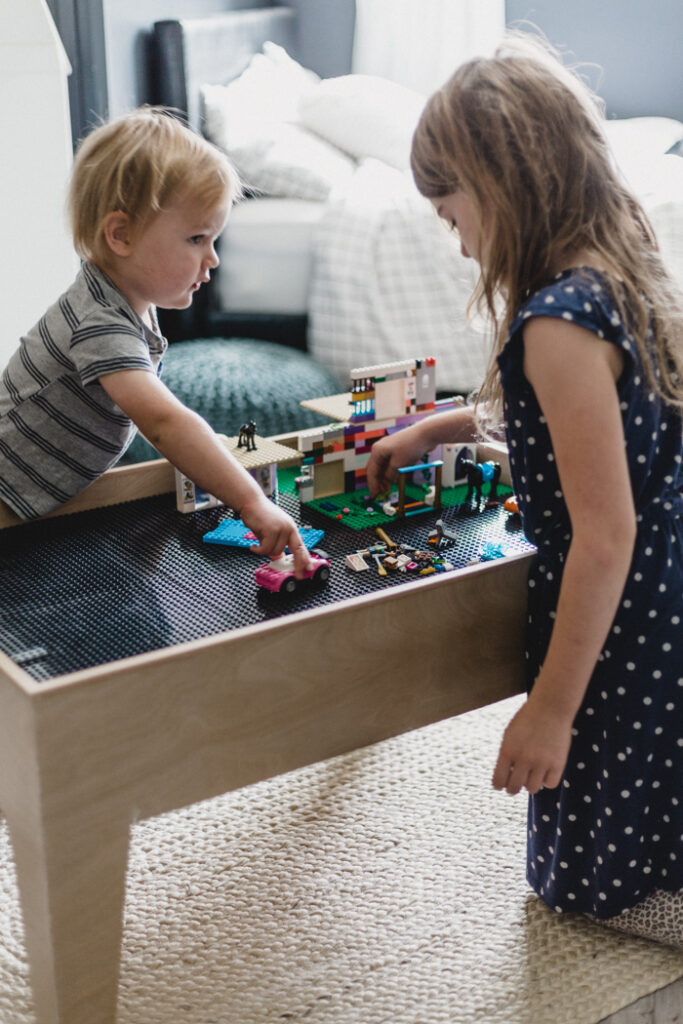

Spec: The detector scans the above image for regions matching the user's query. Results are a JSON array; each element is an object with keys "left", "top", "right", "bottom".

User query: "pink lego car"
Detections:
[{"left": 254, "top": 553, "right": 331, "bottom": 594}]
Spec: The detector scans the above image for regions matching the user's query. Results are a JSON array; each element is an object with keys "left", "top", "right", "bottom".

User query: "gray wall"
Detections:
[
  {"left": 104, "top": 0, "right": 268, "bottom": 119},
  {"left": 506, "top": 0, "right": 683, "bottom": 119},
  {"left": 285, "top": 0, "right": 355, "bottom": 80},
  {"left": 48, "top": 0, "right": 682, "bottom": 148},
  {"left": 103, "top": 0, "right": 356, "bottom": 113},
  {"left": 47, "top": 0, "right": 356, "bottom": 145}
]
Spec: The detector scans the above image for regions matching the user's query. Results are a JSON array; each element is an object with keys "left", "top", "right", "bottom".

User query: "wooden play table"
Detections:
[{"left": 0, "top": 441, "right": 531, "bottom": 1024}]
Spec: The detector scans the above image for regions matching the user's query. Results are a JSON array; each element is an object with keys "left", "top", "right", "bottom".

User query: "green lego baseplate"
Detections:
[{"left": 278, "top": 465, "right": 513, "bottom": 531}]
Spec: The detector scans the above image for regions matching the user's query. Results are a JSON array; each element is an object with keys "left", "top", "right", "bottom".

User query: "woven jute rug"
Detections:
[{"left": 1, "top": 695, "right": 681, "bottom": 1024}]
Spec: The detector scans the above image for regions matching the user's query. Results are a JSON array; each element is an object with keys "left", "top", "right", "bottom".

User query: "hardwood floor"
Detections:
[{"left": 600, "top": 976, "right": 683, "bottom": 1023}]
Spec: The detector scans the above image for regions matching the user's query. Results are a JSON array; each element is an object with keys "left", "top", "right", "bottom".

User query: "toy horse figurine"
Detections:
[
  {"left": 237, "top": 420, "right": 257, "bottom": 452},
  {"left": 460, "top": 459, "right": 501, "bottom": 512}
]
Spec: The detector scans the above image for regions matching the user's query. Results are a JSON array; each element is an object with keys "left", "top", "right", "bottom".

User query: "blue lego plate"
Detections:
[{"left": 202, "top": 519, "right": 325, "bottom": 552}]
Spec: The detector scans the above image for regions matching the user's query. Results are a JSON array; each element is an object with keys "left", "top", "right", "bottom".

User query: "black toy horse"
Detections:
[
  {"left": 460, "top": 459, "right": 501, "bottom": 511},
  {"left": 237, "top": 420, "right": 257, "bottom": 452}
]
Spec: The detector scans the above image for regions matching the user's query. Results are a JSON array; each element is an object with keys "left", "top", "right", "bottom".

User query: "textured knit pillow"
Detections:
[{"left": 120, "top": 338, "right": 343, "bottom": 464}]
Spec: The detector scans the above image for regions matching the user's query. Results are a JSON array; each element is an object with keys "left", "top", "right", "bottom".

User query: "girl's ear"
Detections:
[{"left": 102, "top": 211, "right": 132, "bottom": 257}]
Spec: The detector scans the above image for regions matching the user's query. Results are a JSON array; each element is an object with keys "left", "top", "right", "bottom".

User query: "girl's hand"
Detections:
[
  {"left": 366, "top": 426, "right": 431, "bottom": 498},
  {"left": 492, "top": 694, "right": 573, "bottom": 795},
  {"left": 366, "top": 405, "right": 477, "bottom": 498},
  {"left": 240, "top": 497, "right": 313, "bottom": 578}
]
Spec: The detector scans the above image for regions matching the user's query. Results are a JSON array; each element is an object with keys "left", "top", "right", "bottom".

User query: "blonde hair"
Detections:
[
  {"left": 69, "top": 106, "right": 242, "bottom": 264},
  {"left": 411, "top": 32, "right": 683, "bottom": 423}
]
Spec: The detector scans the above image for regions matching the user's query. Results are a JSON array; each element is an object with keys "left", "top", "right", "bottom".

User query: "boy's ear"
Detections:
[{"left": 102, "top": 211, "right": 133, "bottom": 257}]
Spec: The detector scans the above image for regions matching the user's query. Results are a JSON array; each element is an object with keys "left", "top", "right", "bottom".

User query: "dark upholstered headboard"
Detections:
[
  {"left": 150, "top": 6, "right": 307, "bottom": 347},
  {"left": 152, "top": 7, "right": 297, "bottom": 131}
]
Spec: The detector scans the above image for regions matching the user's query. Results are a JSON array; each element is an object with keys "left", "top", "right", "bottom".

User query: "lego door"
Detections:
[{"left": 313, "top": 460, "right": 345, "bottom": 499}]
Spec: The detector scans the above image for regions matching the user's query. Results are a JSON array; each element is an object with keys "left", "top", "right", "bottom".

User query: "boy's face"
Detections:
[{"left": 121, "top": 192, "right": 230, "bottom": 316}]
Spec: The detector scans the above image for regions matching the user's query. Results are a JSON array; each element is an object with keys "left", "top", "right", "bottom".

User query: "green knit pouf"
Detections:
[{"left": 119, "top": 338, "right": 343, "bottom": 464}]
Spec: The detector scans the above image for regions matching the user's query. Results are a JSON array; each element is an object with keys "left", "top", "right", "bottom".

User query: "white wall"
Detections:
[
  {"left": 0, "top": 0, "right": 78, "bottom": 370},
  {"left": 352, "top": 0, "right": 505, "bottom": 94}
]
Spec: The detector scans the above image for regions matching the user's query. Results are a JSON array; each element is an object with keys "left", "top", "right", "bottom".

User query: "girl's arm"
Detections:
[
  {"left": 492, "top": 317, "right": 637, "bottom": 795},
  {"left": 366, "top": 404, "right": 479, "bottom": 498},
  {"left": 100, "top": 370, "right": 312, "bottom": 575}
]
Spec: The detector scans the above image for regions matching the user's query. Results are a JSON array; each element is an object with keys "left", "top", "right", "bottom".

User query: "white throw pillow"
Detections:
[
  {"left": 227, "top": 122, "right": 355, "bottom": 201},
  {"left": 602, "top": 117, "right": 683, "bottom": 196},
  {"left": 201, "top": 43, "right": 319, "bottom": 152},
  {"left": 603, "top": 116, "right": 683, "bottom": 160},
  {"left": 298, "top": 74, "right": 426, "bottom": 171},
  {"left": 201, "top": 45, "right": 355, "bottom": 200}
]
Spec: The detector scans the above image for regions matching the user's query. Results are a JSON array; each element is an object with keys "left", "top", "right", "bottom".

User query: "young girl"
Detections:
[
  {"left": 0, "top": 107, "right": 311, "bottom": 576},
  {"left": 366, "top": 35, "right": 683, "bottom": 947}
]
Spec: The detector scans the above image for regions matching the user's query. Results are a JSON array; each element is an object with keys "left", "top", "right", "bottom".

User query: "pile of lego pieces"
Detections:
[{"left": 344, "top": 527, "right": 454, "bottom": 578}]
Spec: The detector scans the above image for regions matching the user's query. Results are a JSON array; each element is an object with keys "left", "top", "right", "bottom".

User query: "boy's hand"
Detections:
[{"left": 240, "top": 498, "right": 313, "bottom": 578}]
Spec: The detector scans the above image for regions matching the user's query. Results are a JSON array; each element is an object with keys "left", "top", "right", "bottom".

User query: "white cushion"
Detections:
[
  {"left": 603, "top": 116, "right": 683, "bottom": 160},
  {"left": 298, "top": 74, "right": 426, "bottom": 171},
  {"left": 220, "top": 120, "right": 355, "bottom": 201},
  {"left": 202, "top": 43, "right": 354, "bottom": 200},
  {"left": 602, "top": 117, "right": 683, "bottom": 198}
]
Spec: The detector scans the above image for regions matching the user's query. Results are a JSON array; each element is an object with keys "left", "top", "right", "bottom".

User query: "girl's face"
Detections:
[
  {"left": 117, "top": 191, "right": 230, "bottom": 319},
  {"left": 431, "top": 190, "right": 488, "bottom": 264}
]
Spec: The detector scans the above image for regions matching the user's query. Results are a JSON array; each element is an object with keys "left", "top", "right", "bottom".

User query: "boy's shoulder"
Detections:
[
  {"left": 67, "top": 262, "right": 138, "bottom": 325},
  {"left": 56, "top": 263, "right": 146, "bottom": 350}
]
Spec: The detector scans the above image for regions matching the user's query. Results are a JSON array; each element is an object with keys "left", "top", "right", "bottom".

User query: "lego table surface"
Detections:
[{"left": 0, "top": 489, "right": 535, "bottom": 682}]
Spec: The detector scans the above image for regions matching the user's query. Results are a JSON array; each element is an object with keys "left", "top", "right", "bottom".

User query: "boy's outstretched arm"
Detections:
[{"left": 100, "top": 369, "right": 312, "bottom": 575}]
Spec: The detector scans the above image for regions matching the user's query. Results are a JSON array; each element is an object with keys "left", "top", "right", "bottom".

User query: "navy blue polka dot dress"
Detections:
[{"left": 498, "top": 267, "right": 683, "bottom": 919}]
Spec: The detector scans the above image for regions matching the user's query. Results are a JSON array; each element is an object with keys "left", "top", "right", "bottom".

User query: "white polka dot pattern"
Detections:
[{"left": 498, "top": 267, "right": 683, "bottom": 919}]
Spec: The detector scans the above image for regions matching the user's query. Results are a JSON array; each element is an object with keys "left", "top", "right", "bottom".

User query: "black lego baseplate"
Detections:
[{"left": 0, "top": 490, "right": 535, "bottom": 681}]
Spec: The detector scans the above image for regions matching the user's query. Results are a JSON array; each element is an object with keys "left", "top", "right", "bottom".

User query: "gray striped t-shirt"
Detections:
[{"left": 0, "top": 261, "right": 167, "bottom": 519}]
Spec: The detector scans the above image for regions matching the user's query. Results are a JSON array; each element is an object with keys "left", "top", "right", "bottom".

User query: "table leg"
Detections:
[{"left": 6, "top": 795, "right": 130, "bottom": 1024}]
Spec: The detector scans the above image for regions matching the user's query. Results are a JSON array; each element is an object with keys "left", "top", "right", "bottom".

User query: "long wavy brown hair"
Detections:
[{"left": 411, "top": 33, "right": 683, "bottom": 426}]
